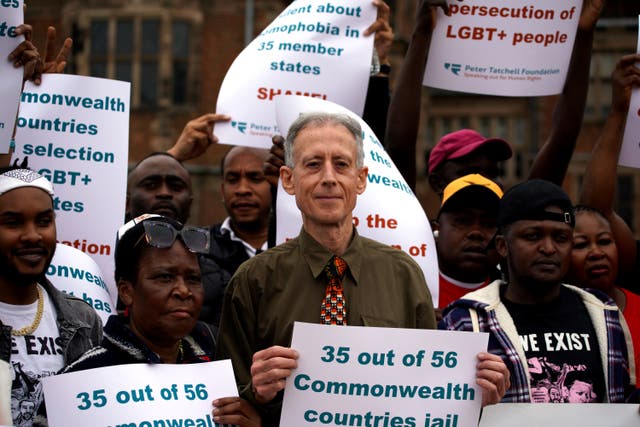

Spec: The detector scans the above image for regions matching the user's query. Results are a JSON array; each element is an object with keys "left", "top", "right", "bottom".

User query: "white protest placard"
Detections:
[
  {"left": 281, "top": 322, "right": 488, "bottom": 427},
  {"left": 0, "top": 0, "right": 23, "bottom": 152},
  {"left": 13, "top": 74, "right": 130, "bottom": 299},
  {"left": 0, "top": 359, "right": 10, "bottom": 426},
  {"left": 47, "top": 243, "right": 115, "bottom": 324},
  {"left": 43, "top": 360, "right": 238, "bottom": 427},
  {"left": 618, "top": 16, "right": 640, "bottom": 169},
  {"left": 479, "top": 403, "right": 640, "bottom": 427},
  {"left": 215, "top": 0, "right": 375, "bottom": 149},
  {"left": 424, "top": 0, "right": 582, "bottom": 96},
  {"left": 275, "top": 96, "right": 440, "bottom": 302}
]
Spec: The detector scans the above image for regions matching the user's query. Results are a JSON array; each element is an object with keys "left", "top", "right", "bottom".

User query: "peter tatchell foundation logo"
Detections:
[
  {"left": 231, "top": 121, "right": 247, "bottom": 134},
  {"left": 444, "top": 63, "right": 462, "bottom": 76}
]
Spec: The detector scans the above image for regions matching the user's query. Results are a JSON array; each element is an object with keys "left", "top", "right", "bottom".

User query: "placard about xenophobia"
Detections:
[
  {"left": 280, "top": 322, "right": 488, "bottom": 427},
  {"left": 274, "top": 96, "right": 439, "bottom": 302},
  {"left": 43, "top": 361, "right": 238, "bottom": 427},
  {"left": 47, "top": 243, "right": 115, "bottom": 324},
  {"left": 424, "top": 0, "right": 582, "bottom": 96},
  {"left": 0, "top": 0, "right": 23, "bottom": 152},
  {"left": 215, "top": 0, "right": 375, "bottom": 149},
  {"left": 13, "top": 74, "right": 130, "bottom": 299},
  {"left": 618, "top": 16, "right": 640, "bottom": 169}
]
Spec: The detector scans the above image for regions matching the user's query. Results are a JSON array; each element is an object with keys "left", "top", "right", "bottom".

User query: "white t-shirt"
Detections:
[{"left": 0, "top": 285, "right": 63, "bottom": 427}]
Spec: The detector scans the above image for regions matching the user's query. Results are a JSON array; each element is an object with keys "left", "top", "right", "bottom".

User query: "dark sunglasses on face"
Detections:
[{"left": 139, "top": 220, "right": 210, "bottom": 254}]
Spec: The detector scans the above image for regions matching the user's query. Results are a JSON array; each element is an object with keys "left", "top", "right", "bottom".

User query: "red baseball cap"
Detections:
[{"left": 428, "top": 129, "right": 513, "bottom": 174}]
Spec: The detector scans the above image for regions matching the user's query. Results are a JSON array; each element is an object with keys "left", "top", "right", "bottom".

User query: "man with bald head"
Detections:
[
  {"left": 217, "top": 146, "right": 271, "bottom": 257},
  {"left": 200, "top": 146, "right": 272, "bottom": 327},
  {"left": 126, "top": 152, "right": 192, "bottom": 224}
]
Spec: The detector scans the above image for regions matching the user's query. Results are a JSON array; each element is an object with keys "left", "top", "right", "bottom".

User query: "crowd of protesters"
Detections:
[{"left": 1, "top": 1, "right": 639, "bottom": 426}]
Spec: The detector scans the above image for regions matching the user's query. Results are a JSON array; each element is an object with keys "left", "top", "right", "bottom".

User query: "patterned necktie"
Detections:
[{"left": 321, "top": 255, "right": 347, "bottom": 325}]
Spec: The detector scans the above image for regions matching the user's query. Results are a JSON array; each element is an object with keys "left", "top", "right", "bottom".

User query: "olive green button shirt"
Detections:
[{"left": 216, "top": 228, "right": 436, "bottom": 425}]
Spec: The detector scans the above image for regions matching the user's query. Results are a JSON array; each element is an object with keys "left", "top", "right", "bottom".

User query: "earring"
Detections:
[{"left": 433, "top": 230, "right": 439, "bottom": 239}]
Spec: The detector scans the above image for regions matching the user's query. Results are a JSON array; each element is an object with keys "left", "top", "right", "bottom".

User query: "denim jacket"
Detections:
[
  {"left": 2, "top": 279, "right": 102, "bottom": 426},
  {"left": 0, "top": 279, "right": 103, "bottom": 365}
]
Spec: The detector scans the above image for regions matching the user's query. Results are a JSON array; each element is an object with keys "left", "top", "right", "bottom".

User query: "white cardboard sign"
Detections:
[
  {"left": 280, "top": 322, "right": 488, "bottom": 427},
  {"left": 424, "top": 0, "right": 582, "bottom": 96},
  {"left": 0, "top": 0, "right": 23, "bottom": 152},
  {"left": 479, "top": 403, "right": 640, "bottom": 427},
  {"left": 13, "top": 74, "right": 130, "bottom": 299},
  {"left": 215, "top": 0, "right": 375, "bottom": 149},
  {"left": 618, "top": 16, "right": 640, "bottom": 169},
  {"left": 43, "top": 360, "right": 238, "bottom": 427},
  {"left": 47, "top": 243, "right": 115, "bottom": 324},
  {"left": 275, "top": 96, "right": 440, "bottom": 303}
]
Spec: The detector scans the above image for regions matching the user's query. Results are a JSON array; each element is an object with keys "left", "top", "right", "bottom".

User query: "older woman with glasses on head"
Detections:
[{"left": 55, "top": 214, "right": 261, "bottom": 426}]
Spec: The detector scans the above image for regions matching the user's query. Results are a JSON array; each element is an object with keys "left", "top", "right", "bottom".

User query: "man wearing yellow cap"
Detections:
[{"left": 433, "top": 174, "right": 503, "bottom": 310}]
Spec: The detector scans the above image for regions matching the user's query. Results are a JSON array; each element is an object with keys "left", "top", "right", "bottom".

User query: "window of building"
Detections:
[
  {"left": 171, "top": 20, "right": 190, "bottom": 105},
  {"left": 78, "top": 10, "right": 200, "bottom": 109}
]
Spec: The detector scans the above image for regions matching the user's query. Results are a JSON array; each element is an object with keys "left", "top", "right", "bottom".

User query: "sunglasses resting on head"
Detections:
[{"left": 117, "top": 214, "right": 210, "bottom": 255}]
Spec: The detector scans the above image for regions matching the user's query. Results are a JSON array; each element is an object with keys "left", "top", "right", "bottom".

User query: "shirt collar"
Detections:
[
  {"left": 220, "top": 217, "right": 268, "bottom": 258},
  {"left": 299, "top": 227, "right": 362, "bottom": 285}
]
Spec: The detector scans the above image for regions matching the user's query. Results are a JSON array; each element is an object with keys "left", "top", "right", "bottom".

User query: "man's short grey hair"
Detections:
[{"left": 284, "top": 112, "right": 365, "bottom": 168}]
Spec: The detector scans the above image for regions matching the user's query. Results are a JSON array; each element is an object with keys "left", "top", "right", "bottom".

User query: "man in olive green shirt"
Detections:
[{"left": 215, "top": 112, "right": 510, "bottom": 426}]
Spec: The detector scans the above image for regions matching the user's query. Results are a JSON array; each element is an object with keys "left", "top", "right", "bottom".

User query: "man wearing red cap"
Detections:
[{"left": 427, "top": 130, "right": 512, "bottom": 197}]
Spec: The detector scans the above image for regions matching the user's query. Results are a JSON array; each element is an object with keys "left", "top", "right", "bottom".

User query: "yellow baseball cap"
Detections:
[{"left": 441, "top": 174, "right": 503, "bottom": 209}]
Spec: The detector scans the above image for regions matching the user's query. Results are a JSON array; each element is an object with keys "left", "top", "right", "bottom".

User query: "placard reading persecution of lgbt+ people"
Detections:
[
  {"left": 280, "top": 322, "right": 489, "bottom": 427},
  {"left": 424, "top": 0, "right": 582, "bottom": 96},
  {"left": 13, "top": 74, "right": 130, "bottom": 300}
]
